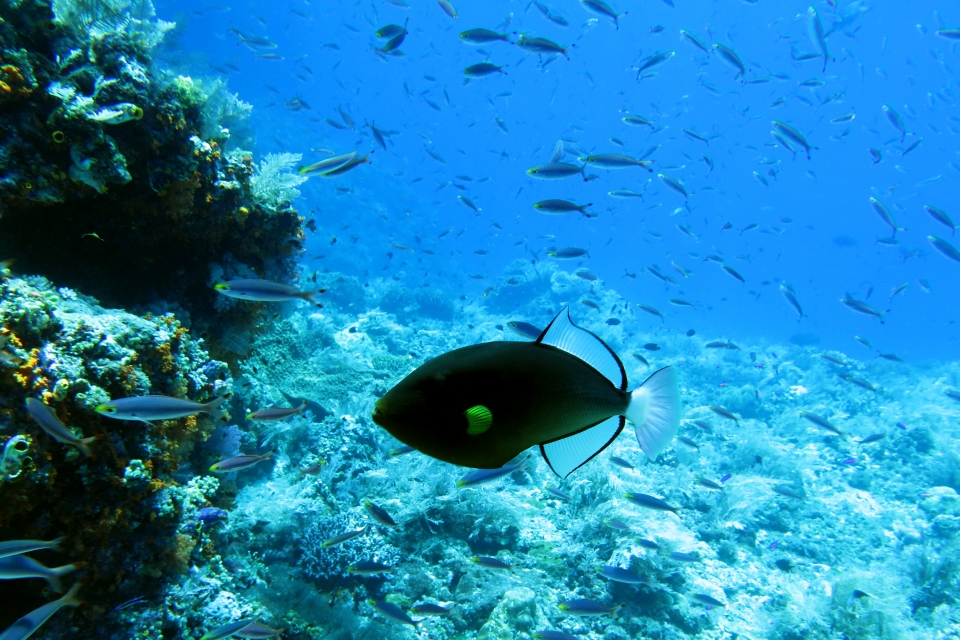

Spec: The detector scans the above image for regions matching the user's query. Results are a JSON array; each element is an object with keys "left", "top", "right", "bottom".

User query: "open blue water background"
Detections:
[{"left": 164, "top": 0, "right": 959, "bottom": 357}]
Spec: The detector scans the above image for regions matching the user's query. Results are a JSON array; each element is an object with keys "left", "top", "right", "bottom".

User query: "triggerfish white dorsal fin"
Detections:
[
  {"left": 537, "top": 307, "right": 627, "bottom": 390},
  {"left": 540, "top": 415, "right": 625, "bottom": 478},
  {"left": 626, "top": 366, "right": 682, "bottom": 460}
]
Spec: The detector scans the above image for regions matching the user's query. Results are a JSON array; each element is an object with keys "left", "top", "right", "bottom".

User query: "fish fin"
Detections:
[
  {"left": 49, "top": 562, "right": 81, "bottom": 593},
  {"left": 627, "top": 366, "right": 681, "bottom": 460},
  {"left": 59, "top": 580, "right": 83, "bottom": 607},
  {"left": 536, "top": 307, "right": 627, "bottom": 390},
  {"left": 550, "top": 140, "right": 563, "bottom": 163},
  {"left": 202, "top": 393, "right": 231, "bottom": 416},
  {"left": 539, "top": 415, "right": 624, "bottom": 478},
  {"left": 78, "top": 436, "right": 97, "bottom": 457}
]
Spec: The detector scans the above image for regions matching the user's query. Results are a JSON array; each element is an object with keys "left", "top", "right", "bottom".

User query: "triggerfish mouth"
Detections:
[{"left": 371, "top": 307, "right": 682, "bottom": 477}]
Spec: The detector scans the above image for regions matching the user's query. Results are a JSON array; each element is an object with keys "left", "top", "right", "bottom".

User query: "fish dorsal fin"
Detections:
[
  {"left": 537, "top": 307, "right": 627, "bottom": 390},
  {"left": 540, "top": 416, "right": 624, "bottom": 478},
  {"left": 550, "top": 140, "right": 564, "bottom": 163}
]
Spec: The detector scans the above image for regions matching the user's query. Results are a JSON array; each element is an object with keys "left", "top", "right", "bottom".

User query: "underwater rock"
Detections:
[{"left": 477, "top": 587, "right": 547, "bottom": 639}]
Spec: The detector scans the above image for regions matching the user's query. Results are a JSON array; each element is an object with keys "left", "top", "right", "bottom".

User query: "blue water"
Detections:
[{"left": 172, "top": 0, "right": 960, "bottom": 361}]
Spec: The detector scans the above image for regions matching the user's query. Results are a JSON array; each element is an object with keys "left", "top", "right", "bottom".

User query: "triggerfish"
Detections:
[{"left": 372, "top": 308, "right": 681, "bottom": 477}]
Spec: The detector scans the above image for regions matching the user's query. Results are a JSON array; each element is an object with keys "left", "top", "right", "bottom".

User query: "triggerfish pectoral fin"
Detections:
[
  {"left": 627, "top": 366, "right": 682, "bottom": 460},
  {"left": 541, "top": 415, "right": 625, "bottom": 478}
]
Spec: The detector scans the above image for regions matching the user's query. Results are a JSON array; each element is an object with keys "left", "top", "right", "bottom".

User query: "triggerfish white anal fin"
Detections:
[
  {"left": 540, "top": 415, "right": 625, "bottom": 478},
  {"left": 536, "top": 307, "right": 627, "bottom": 390},
  {"left": 627, "top": 366, "right": 682, "bottom": 460}
]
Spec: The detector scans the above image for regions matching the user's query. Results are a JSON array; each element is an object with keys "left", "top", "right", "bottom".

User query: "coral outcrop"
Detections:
[
  {"left": 0, "top": 0, "right": 304, "bottom": 346},
  {"left": 0, "top": 275, "right": 232, "bottom": 634}
]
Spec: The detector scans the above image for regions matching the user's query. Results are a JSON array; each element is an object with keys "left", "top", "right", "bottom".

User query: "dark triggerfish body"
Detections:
[{"left": 372, "top": 308, "right": 681, "bottom": 477}]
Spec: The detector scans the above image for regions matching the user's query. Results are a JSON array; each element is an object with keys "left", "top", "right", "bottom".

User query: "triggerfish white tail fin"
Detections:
[{"left": 626, "top": 366, "right": 681, "bottom": 460}]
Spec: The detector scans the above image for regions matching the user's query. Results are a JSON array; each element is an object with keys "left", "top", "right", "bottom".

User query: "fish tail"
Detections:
[
  {"left": 627, "top": 366, "right": 681, "bottom": 461},
  {"left": 59, "top": 580, "right": 84, "bottom": 607},
  {"left": 49, "top": 562, "right": 83, "bottom": 593},
  {"left": 202, "top": 393, "right": 231, "bottom": 416},
  {"left": 300, "top": 289, "right": 327, "bottom": 305},
  {"left": 78, "top": 436, "right": 98, "bottom": 457}
]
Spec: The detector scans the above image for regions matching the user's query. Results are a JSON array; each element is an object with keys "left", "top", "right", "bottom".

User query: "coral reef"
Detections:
[
  {"left": 0, "top": 275, "right": 232, "bottom": 634},
  {"left": 0, "top": 0, "right": 304, "bottom": 346}
]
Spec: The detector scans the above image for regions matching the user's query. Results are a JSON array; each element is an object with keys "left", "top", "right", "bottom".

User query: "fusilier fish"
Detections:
[
  {"left": 680, "top": 29, "right": 709, "bottom": 53},
  {"left": 558, "top": 598, "right": 621, "bottom": 617},
  {"left": 598, "top": 566, "right": 650, "bottom": 584},
  {"left": 0, "top": 538, "right": 63, "bottom": 560},
  {"left": 459, "top": 28, "right": 510, "bottom": 45},
  {"left": 691, "top": 593, "right": 726, "bottom": 607},
  {"left": 464, "top": 62, "right": 506, "bottom": 78},
  {"left": 97, "top": 394, "right": 230, "bottom": 422},
  {"left": 807, "top": 6, "right": 829, "bottom": 71},
  {"left": 713, "top": 44, "right": 746, "bottom": 80},
  {"left": 507, "top": 322, "right": 543, "bottom": 339},
  {"left": 579, "top": 0, "right": 626, "bottom": 30},
  {"left": 246, "top": 402, "right": 306, "bottom": 422},
  {"left": 200, "top": 620, "right": 255, "bottom": 640},
  {"left": 534, "top": 200, "right": 592, "bottom": 215},
  {"left": 779, "top": 283, "right": 803, "bottom": 317},
  {"left": 0, "top": 581, "right": 82, "bottom": 640},
  {"left": 348, "top": 561, "right": 392, "bottom": 575},
  {"left": 772, "top": 121, "right": 815, "bottom": 159},
  {"left": 516, "top": 35, "right": 573, "bottom": 59},
  {"left": 0, "top": 555, "right": 83, "bottom": 593},
  {"left": 298, "top": 152, "right": 357, "bottom": 177},
  {"left": 26, "top": 399, "right": 97, "bottom": 457},
  {"left": 800, "top": 411, "right": 843, "bottom": 435},
  {"left": 214, "top": 279, "right": 325, "bottom": 304},
  {"left": 625, "top": 492, "right": 677, "bottom": 512},
  {"left": 471, "top": 556, "right": 511, "bottom": 570},
  {"left": 548, "top": 247, "right": 588, "bottom": 259},
  {"left": 364, "top": 501, "right": 398, "bottom": 527},
  {"left": 437, "top": 0, "right": 458, "bottom": 19},
  {"left": 581, "top": 154, "right": 653, "bottom": 171},
  {"left": 929, "top": 236, "right": 960, "bottom": 264},
  {"left": 869, "top": 197, "right": 904, "bottom": 235},
  {"left": 924, "top": 205, "right": 956, "bottom": 235},
  {"left": 709, "top": 405, "right": 739, "bottom": 423},
  {"left": 209, "top": 450, "right": 274, "bottom": 473},
  {"left": 372, "top": 308, "right": 682, "bottom": 477},
  {"left": 658, "top": 174, "right": 688, "bottom": 200},
  {"left": 527, "top": 163, "right": 585, "bottom": 180},
  {"left": 369, "top": 599, "right": 418, "bottom": 627},
  {"left": 882, "top": 105, "right": 908, "bottom": 141},
  {"left": 321, "top": 525, "right": 368, "bottom": 548},
  {"left": 456, "top": 456, "right": 529, "bottom": 487},
  {"left": 410, "top": 602, "right": 454, "bottom": 615},
  {"left": 622, "top": 115, "right": 653, "bottom": 127},
  {"left": 319, "top": 152, "right": 373, "bottom": 177},
  {"left": 235, "top": 622, "right": 281, "bottom": 639},
  {"left": 840, "top": 294, "right": 885, "bottom": 322}
]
